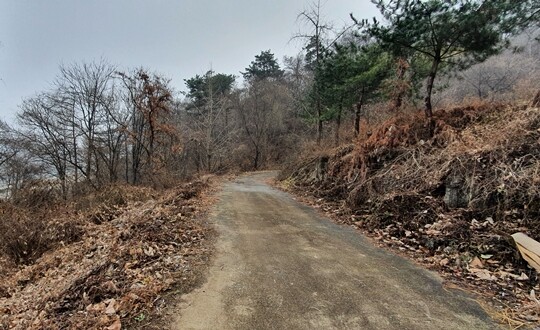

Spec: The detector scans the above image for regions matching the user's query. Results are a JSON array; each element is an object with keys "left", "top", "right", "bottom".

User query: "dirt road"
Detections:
[{"left": 171, "top": 172, "right": 497, "bottom": 329}]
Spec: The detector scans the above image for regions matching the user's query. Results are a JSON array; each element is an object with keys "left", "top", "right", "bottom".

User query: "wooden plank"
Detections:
[{"left": 512, "top": 233, "right": 540, "bottom": 272}]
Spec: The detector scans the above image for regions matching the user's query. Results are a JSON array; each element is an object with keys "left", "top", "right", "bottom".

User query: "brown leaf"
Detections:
[
  {"left": 470, "top": 268, "right": 494, "bottom": 281},
  {"left": 439, "top": 258, "right": 450, "bottom": 266},
  {"left": 107, "top": 317, "right": 121, "bottom": 330},
  {"left": 469, "top": 257, "right": 484, "bottom": 269},
  {"left": 105, "top": 299, "right": 117, "bottom": 315}
]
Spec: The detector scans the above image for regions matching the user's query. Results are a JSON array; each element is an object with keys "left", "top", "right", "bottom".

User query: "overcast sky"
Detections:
[{"left": 0, "top": 0, "right": 379, "bottom": 122}]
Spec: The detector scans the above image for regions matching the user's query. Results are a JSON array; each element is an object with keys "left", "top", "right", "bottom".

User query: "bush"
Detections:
[
  {"left": 0, "top": 202, "right": 82, "bottom": 265},
  {"left": 11, "top": 180, "right": 63, "bottom": 210}
]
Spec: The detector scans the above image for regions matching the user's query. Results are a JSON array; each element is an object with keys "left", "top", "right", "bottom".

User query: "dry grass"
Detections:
[
  {"left": 283, "top": 100, "right": 540, "bottom": 326},
  {"left": 0, "top": 202, "right": 83, "bottom": 265},
  {"left": 0, "top": 179, "right": 216, "bottom": 330}
]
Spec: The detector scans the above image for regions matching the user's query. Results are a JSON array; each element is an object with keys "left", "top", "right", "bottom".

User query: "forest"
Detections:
[
  {"left": 1, "top": 0, "right": 540, "bottom": 329},
  {"left": 0, "top": 1, "right": 537, "bottom": 198}
]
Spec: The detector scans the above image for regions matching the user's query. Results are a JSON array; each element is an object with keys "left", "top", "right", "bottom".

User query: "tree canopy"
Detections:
[
  {"left": 242, "top": 50, "right": 284, "bottom": 81},
  {"left": 360, "top": 0, "right": 538, "bottom": 122},
  {"left": 316, "top": 42, "right": 392, "bottom": 137},
  {"left": 184, "top": 71, "right": 235, "bottom": 109}
]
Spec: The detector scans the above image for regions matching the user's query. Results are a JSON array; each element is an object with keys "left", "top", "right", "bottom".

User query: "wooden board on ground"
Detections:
[{"left": 511, "top": 232, "right": 540, "bottom": 273}]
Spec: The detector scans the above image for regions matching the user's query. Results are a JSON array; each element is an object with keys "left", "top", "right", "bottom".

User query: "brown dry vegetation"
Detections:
[
  {"left": 0, "top": 179, "right": 216, "bottom": 330},
  {"left": 280, "top": 101, "right": 540, "bottom": 326}
]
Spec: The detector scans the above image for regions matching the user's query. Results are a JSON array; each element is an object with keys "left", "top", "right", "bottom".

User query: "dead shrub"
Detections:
[
  {"left": 365, "top": 194, "right": 443, "bottom": 230},
  {"left": 87, "top": 204, "right": 123, "bottom": 224},
  {"left": 282, "top": 101, "right": 540, "bottom": 325},
  {"left": 0, "top": 202, "right": 82, "bottom": 265},
  {"left": 285, "top": 101, "right": 540, "bottom": 240},
  {"left": 533, "top": 89, "right": 540, "bottom": 107},
  {"left": 75, "top": 184, "right": 155, "bottom": 213},
  {"left": 11, "top": 180, "right": 63, "bottom": 210}
]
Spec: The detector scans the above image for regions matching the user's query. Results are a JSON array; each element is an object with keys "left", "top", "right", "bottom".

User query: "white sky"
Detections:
[{"left": 0, "top": 0, "right": 379, "bottom": 122}]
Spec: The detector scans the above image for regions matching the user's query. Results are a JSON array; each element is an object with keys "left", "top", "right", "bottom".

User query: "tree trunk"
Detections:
[
  {"left": 424, "top": 57, "right": 440, "bottom": 136},
  {"left": 354, "top": 89, "right": 365, "bottom": 138},
  {"left": 148, "top": 112, "right": 155, "bottom": 175},
  {"left": 354, "top": 105, "right": 361, "bottom": 137},
  {"left": 60, "top": 162, "right": 67, "bottom": 200},
  {"left": 253, "top": 145, "right": 260, "bottom": 170},
  {"left": 393, "top": 58, "right": 408, "bottom": 111},
  {"left": 335, "top": 97, "right": 343, "bottom": 146},
  {"left": 335, "top": 110, "right": 341, "bottom": 146},
  {"left": 94, "top": 150, "right": 101, "bottom": 187},
  {"left": 314, "top": 17, "right": 324, "bottom": 146},
  {"left": 132, "top": 144, "right": 140, "bottom": 184},
  {"left": 61, "top": 175, "right": 67, "bottom": 200},
  {"left": 316, "top": 97, "right": 323, "bottom": 145},
  {"left": 86, "top": 138, "right": 93, "bottom": 184},
  {"left": 124, "top": 139, "right": 129, "bottom": 183},
  {"left": 72, "top": 105, "right": 78, "bottom": 186},
  {"left": 207, "top": 150, "right": 212, "bottom": 173},
  {"left": 424, "top": 59, "right": 439, "bottom": 118}
]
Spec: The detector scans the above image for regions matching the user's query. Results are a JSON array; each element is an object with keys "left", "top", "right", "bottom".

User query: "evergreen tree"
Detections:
[
  {"left": 184, "top": 71, "right": 235, "bottom": 109},
  {"left": 316, "top": 43, "right": 392, "bottom": 139},
  {"left": 242, "top": 50, "right": 284, "bottom": 81},
  {"left": 359, "top": 0, "right": 538, "bottom": 131}
]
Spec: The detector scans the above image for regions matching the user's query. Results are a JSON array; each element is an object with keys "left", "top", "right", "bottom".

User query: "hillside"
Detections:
[
  {"left": 0, "top": 1, "right": 538, "bottom": 328},
  {"left": 280, "top": 101, "right": 540, "bottom": 326},
  {"left": 0, "top": 180, "right": 216, "bottom": 329}
]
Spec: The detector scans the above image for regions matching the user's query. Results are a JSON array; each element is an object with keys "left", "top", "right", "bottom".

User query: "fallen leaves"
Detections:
[
  {"left": 279, "top": 182, "right": 540, "bottom": 327},
  {"left": 0, "top": 180, "right": 216, "bottom": 330},
  {"left": 280, "top": 103, "right": 540, "bottom": 327},
  {"left": 470, "top": 268, "right": 495, "bottom": 281}
]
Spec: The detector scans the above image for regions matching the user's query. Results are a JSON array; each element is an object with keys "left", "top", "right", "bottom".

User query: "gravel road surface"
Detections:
[{"left": 172, "top": 172, "right": 496, "bottom": 330}]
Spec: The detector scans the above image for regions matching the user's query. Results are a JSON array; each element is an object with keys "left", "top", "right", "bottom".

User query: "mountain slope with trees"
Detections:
[{"left": 0, "top": 0, "right": 539, "bottom": 328}]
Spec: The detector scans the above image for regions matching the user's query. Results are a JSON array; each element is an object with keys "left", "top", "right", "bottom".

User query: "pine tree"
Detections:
[
  {"left": 242, "top": 50, "right": 284, "bottom": 82},
  {"left": 360, "top": 0, "right": 538, "bottom": 132}
]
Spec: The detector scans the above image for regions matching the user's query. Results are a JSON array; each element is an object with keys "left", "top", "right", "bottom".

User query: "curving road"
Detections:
[{"left": 172, "top": 172, "right": 497, "bottom": 330}]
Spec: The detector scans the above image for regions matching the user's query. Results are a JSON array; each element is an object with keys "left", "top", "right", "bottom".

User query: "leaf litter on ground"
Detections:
[{"left": 0, "top": 179, "right": 218, "bottom": 330}]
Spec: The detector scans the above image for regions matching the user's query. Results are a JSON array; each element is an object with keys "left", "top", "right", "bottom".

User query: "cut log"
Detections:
[{"left": 511, "top": 232, "right": 540, "bottom": 272}]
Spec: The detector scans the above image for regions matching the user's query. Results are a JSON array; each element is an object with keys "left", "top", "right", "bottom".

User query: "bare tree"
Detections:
[
  {"left": 0, "top": 120, "right": 19, "bottom": 169},
  {"left": 295, "top": 0, "right": 333, "bottom": 145},
  {"left": 17, "top": 94, "right": 72, "bottom": 197},
  {"left": 117, "top": 69, "right": 174, "bottom": 183},
  {"left": 183, "top": 70, "right": 237, "bottom": 173},
  {"left": 235, "top": 80, "right": 292, "bottom": 170},
  {"left": 437, "top": 30, "right": 540, "bottom": 104},
  {"left": 57, "top": 60, "right": 116, "bottom": 187}
]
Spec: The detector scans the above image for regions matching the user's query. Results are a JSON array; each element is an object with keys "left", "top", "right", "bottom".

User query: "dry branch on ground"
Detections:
[{"left": 0, "top": 180, "right": 216, "bottom": 330}]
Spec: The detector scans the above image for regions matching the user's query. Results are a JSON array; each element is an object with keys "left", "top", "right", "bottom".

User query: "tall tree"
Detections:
[
  {"left": 57, "top": 60, "right": 116, "bottom": 186},
  {"left": 243, "top": 50, "right": 284, "bottom": 82},
  {"left": 317, "top": 43, "right": 392, "bottom": 140},
  {"left": 184, "top": 71, "right": 235, "bottom": 109},
  {"left": 184, "top": 71, "right": 236, "bottom": 172},
  {"left": 360, "top": 0, "right": 537, "bottom": 131},
  {"left": 117, "top": 69, "right": 174, "bottom": 183},
  {"left": 17, "top": 93, "right": 72, "bottom": 197},
  {"left": 234, "top": 80, "right": 291, "bottom": 170},
  {"left": 296, "top": 0, "right": 333, "bottom": 144}
]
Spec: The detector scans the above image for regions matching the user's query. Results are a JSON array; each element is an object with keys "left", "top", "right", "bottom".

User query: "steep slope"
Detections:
[{"left": 281, "top": 102, "right": 540, "bottom": 326}]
